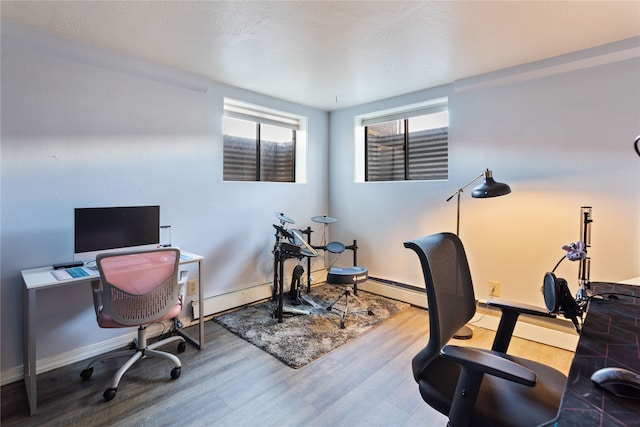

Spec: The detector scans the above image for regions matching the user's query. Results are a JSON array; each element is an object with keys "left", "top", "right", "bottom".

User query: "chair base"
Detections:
[
  {"left": 453, "top": 325, "right": 473, "bottom": 340},
  {"left": 80, "top": 325, "right": 185, "bottom": 401}
]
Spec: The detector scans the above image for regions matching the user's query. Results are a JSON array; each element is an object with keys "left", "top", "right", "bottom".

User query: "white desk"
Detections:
[{"left": 21, "top": 251, "right": 204, "bottom": 416}]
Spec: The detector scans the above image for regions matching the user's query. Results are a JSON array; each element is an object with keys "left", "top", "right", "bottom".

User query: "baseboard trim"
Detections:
[
  {"left": 2, "top": 271, "right": 576, "bottom": 386},
  {"left": 361, "top": 279, "right": 578, "bottom": 352},
  {"left": 1, "top": 269, "right": 328, "bottom": 386},
  {"left": 191, "top": 283, "right": 273, "bottom": 319},
  {"left": 471, "top": 307, "right": 579, "bottom": 351},
  {"left": 1, "top": 331, "right": 137, "bottom": 386},
  {"left": 191, "top": 268, "right": 329, "bottom": 319},
  {"left": 359, "top": 278, "right": 427, "bottom": 308}
]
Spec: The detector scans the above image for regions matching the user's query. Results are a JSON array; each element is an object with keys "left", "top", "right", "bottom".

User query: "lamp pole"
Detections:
[
  {"left": 445, "top": 169, "right": 511, "bottom": 339},
  {"left": 447, "top": 172, "right": 485, "bottom": 236}
]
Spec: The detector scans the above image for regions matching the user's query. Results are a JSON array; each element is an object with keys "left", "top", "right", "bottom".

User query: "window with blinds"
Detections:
[
  {"left": 363, "top": 99, "right": 448, "bottom": 181},
  {"left": 223, "top": 99, "right": 300, "bottom": 182}
]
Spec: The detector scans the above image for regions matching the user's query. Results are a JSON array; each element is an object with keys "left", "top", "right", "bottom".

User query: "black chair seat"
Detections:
[{"left": 418, "top": 353, "right": 566, "bottom": 427}]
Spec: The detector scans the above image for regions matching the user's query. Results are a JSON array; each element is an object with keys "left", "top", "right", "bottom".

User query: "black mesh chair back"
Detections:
[
  {"left": 404, "top": 232, "right": 566, "bottom": 427},
  {"left": 405, "top": 233, "right": 476, "bottom": 376}
]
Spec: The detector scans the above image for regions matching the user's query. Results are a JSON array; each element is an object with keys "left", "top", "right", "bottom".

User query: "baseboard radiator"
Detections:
[
  {"left": 2, "top": 270, "right": 576, "bottom": 386},
  {"left": 362, "top": 276, "right": 578, "bottom": 352},
  {"left": 0, "top": 269, "right": 329, "bottom": 386},
  {"left": 189, "top": 268, "right": 329, "bottom": 320}
]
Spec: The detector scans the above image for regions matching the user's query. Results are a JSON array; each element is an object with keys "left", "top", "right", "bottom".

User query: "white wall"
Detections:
[
  {"left": 0, "top": 22, "right": 330, "bottom": 375},
  {"left": 329, "top": 38, "right": 640, "bottom": 308},
  {"left": 2, "top": 20, "right": 638, "bottom": 382}
]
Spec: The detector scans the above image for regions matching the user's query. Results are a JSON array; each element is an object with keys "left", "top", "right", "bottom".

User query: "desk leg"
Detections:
[
  {"left": 23, "top": 285, "right": 37, "bottom": 415},
  {"left": 176, "top": 259, "right": 204, "bottom": 350},
  {"left": 198, "top": 259, "right": 204, "bottom": 349}
]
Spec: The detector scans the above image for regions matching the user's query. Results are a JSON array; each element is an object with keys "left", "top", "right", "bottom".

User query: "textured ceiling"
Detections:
[{"left": 2, "top": 1, "right": 639, "bottom": 110}]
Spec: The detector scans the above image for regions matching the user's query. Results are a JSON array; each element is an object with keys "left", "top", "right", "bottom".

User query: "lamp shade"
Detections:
[{"left": 471, "top": 169, "right": 511, "bottom": 198}]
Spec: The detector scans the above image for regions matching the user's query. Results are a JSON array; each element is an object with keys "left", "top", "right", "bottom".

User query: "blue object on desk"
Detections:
[
  {"left": 51, "top": 266, "right": 97, "bottom": 281},
  {"left": 67, "top": 267, "right": 90, "bottom": 278}
]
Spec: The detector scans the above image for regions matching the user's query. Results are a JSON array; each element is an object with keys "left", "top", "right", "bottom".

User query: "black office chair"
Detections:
[{"left": 404, "top": 233, "right": 567, "bottom": 427}]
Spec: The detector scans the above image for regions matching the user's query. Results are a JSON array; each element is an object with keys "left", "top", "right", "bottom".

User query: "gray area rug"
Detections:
[{"left": 214, "top": 283, "right": 410, "bottom": 368}]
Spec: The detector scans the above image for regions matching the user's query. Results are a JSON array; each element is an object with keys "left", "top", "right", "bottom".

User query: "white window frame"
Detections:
[
  {"left": 223, "top": 98, "right": 308, "bottom": 183},
  {"left": 355, "top": 97, "right": 448, "bottom": 183}
]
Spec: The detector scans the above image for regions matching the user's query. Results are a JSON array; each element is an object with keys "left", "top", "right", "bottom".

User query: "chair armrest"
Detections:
[
  {"left": 441, "top": 345, "right": 537, "bottom": 427},
  {"left": 90, "top": 280, "right": 102, "bottom": 317},
  {"left": 487, "top": 298, "right": 555, "bottom": 353},
  {"left": 441, "top": 345, "right": 537, "bottom": 386},
  {"left": 178, "top": 270, "right": 189, "bottom": 286},
  {"left": 177, "top": 270, "right": 189, "bottom": 302},
  {"left": 487, "top": 298, "right": 555, "bottom": 318}
]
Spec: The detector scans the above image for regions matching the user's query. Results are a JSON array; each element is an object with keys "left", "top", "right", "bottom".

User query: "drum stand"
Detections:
[
  {"left": 272, "top": 224, "right": 303, "bottom": 322},
  {"left": 290, "top": 264, "right": 324, "bottom": 310},
  {"left": 271, "top": 219, "right": 320, "bottom": 322}
]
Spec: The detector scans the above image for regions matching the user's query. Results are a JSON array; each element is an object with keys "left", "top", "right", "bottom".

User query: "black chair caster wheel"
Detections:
[
  {"left": 80, "top": 367, "right": 93, "bottom": 380},
  {"left": 177, "top": 341, "right": 186, "bottom": 353},
  {"left": 171, "top": 366, "right": 181, "bottom": 379},
  {"left": 103, "top": 388, "right": 117, "bottom": 401}
]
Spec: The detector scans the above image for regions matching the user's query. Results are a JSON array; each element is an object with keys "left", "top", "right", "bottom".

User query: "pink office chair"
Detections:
[{"left": 80, "top": 248, "right": 189, "bottom": 401}]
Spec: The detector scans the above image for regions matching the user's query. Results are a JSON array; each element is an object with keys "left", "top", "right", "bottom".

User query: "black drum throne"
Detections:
[
  {"left": 309, "top": 215, "right": 373, "bottom": 328},
  {"left": 326, "top": 266, "right": 372, "bottom": 328}
]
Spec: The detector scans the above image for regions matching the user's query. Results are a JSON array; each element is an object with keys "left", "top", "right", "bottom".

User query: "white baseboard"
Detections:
[
  {"left": 191, "top": 268, "right": 328, "bottom": 319},
  {"left": 470, "top": 311, "right": 579, "bottom": 351},
  {"left": 361, "top": 279, "right": 578, "bottom": 352},
  {"left": 191, "top": 283, "right": 272, "bottom": 319},
  {"left": 1, "top": 269, "right": 329, "bottom": 386},
  {"left": 3, "top": 271, "right": 576, "bottom": 387},
  {"left": 358, "top": 279, "right": 427, "bottom": 308},
  {"left": 1, "top": 331, "right": 137, "bottom": 386}
]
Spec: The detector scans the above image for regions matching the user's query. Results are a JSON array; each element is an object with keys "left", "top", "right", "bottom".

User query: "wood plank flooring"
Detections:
[{"left": 1, "top": 306, "right": 574, "bottom": 427}]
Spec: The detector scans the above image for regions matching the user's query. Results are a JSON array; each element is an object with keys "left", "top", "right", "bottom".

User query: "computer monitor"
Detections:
[{"left": 73, "top": 205, "right": 160, "bottom": 261}]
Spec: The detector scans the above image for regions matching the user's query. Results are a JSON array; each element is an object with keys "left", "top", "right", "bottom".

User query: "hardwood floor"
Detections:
[{"left": 1, "top": 307, "right": 574, "bottom": 427}]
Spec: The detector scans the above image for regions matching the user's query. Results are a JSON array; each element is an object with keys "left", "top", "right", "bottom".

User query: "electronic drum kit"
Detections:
[
  {"left": 271, "top": 212, "right": 348, "bottom": 322},
  {"left": 274, "top": 212, "right": 347, "bottom": 256}
]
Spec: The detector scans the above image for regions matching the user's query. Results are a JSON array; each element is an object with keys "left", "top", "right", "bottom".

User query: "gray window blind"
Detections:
[
  {"left": 223, "top": 100, "right": 298, "bottom": 182},
  {"left": 407, "top": 127, "right": 448, "bottom": 180},
  {"left": 364, "top": 99, "right": 448, "bottom": 181},
  {"left": 223, "top": 132, "right": 258, "bottom": 181}
]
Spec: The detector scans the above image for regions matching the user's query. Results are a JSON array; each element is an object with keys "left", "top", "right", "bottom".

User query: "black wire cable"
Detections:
[{"left": 551, "top": 255, "right": 565, "bottom": 273}]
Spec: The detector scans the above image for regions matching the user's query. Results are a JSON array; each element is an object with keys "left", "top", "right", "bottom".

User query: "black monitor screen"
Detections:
[{"left": 74, "top": 206, "right": 160, "bottom": 260}]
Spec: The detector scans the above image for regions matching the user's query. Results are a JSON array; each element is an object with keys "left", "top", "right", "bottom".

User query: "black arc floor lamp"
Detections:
[{"left": 446, "top": 168, "right": 511, "bottom": 338}]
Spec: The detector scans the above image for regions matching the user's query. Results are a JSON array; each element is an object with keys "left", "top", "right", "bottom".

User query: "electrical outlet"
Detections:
[
  {"left": 488, "top": 280, "right": 500, "bottom": 298},
  {"left": 187, "top": 279, "right": 198, "bottom": 296}
]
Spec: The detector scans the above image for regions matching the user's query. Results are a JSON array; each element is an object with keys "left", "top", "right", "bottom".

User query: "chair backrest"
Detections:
[
  {"left": 96, "top": 248, "right": 181, "bottom": 326},
  {"left": 404, "top": 233, "right": 476, "bottom": 379}
]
